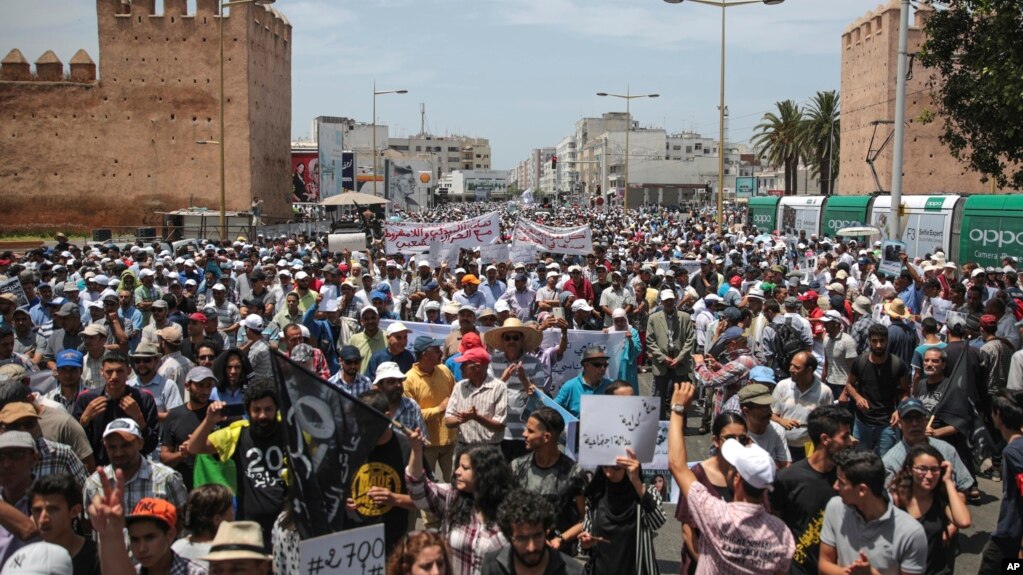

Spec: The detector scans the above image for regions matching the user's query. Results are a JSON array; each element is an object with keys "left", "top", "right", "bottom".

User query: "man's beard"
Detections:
[
  {"left": 512, "top": 545, "right": 545, "bottom": 568},
  {"left": 251, "top": 418, "right": 279, "bottom": 437}
]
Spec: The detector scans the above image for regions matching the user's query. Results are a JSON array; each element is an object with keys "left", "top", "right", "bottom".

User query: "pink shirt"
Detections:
[{"left": 688, "top": 482, "right": 795, "bottom": 575}]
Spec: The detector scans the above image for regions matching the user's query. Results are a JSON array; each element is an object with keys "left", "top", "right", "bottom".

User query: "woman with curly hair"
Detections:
[
  {"left": 889, "top": 444, "right": 972, "bottom": 575},
  {"left": 405, "top": 429, "right": 514, "bottom": 575},
  {"left": 387, "top": 530, "right": 452, "bottom": 575},
  {"left": 580, "top": 447, "right": 665, "bottom": 575}
]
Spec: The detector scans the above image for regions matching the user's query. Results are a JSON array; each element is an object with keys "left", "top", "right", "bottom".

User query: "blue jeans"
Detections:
[{"left": 853, "top": 417, "right": 900, "bottom": 456}]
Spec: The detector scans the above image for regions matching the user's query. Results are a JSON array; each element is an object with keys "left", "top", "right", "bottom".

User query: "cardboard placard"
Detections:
[
  {"left": 578, "top": 396, "right": 659, "bottom": 467},
  {"left": 327, "top": 233, "right": 367, "bottom": 254},
  {"left": 0, "top": 278, "right": 29, "bottom": 307},
  {"left": 299, "top": 524, "right": 385, "bottom": 575},
  {"left": 880, "top": 240, "right": 906, "bottom": 277}
]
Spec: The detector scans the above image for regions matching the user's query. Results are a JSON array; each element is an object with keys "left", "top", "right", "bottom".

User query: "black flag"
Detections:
[
  {"left": 931, "top": 346, "right": 996, "bottom": 466},
  {"left": 271, "top": 350, "right": 393, "bottom": 539}
]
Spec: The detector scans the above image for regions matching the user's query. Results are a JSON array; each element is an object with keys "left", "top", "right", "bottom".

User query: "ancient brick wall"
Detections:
[
  {"left": 838, "top": 1, "right": 1000, "bottom": 196},
  {"left": 0, "top": 0, "right": 292, "bottom": 235}
]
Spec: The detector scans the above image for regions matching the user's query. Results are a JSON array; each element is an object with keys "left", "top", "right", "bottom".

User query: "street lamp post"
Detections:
[
  {"left": 664, "top": 0, "right": 783, "bottom": 234},
  {"left": 372, "top": 82, "right": 409, "bottom": 199},
  {"left": 215, "top": 0, "right": 275, "bottom": 242},
  {"left": 597, "top": 89, "right": 659, "bottom": 211}
]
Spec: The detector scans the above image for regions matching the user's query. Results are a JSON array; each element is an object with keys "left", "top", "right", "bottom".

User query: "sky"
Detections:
[{"left": 2, "top": 0, "right": 884, "bottom": 169}]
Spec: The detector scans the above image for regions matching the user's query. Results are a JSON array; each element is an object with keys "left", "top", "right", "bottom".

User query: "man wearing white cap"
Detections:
[
  {"left": 569, "top": 299, "right": 600, "bottom": 331},
  {"left": 209, "top": 284, "right": 240, "bottom": 339},
  {"left": 240, "top": 314, "right": 272, "bottom": 380},
  {"left": 647, "top": 290, "right": 694, "bottom": 419},
  {"left": 366, "top": 323, "right": 415, "bottom": 379},
  {"left": 668, "top": 382, "right": 795, "bottom": 573},
  {"left": 134, "top": 268, "right": 163, "bottom": 327}
]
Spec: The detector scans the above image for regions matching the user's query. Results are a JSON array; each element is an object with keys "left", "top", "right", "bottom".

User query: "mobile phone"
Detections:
[
  {"left": 552, "top": 307, "right": 565, "bottom": 320},
  {"left": 222, "top": 404, "right": 246, "bottom": 419}
]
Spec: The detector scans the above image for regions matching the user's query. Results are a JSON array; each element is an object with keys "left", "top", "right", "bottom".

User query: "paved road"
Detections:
[{"left": 634, "top": 372, "right": 1001, "bottom": 575}]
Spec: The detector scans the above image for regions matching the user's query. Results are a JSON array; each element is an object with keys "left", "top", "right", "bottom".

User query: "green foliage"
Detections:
[
  {"left": 753, "top": 100, "right": 804, "bottom": 194},
  {"left": 919, "top": 0, "right": 1023, "bottom": 189},
  {"left": 798, "top": 91, "right": 841, "bottom": 195}
]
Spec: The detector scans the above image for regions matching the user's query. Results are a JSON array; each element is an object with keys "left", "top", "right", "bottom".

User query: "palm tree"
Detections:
[
  {"left": 800, "top": 91, "right": 840, "bottom": 195},
  {"left": 752, "top": 100, "right": 804, "bottom": 195}
]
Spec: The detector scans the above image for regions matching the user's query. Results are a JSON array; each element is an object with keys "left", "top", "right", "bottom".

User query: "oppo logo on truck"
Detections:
[
  {"left": 752, "top": 214, "right": 772, "bottom": 224},
  {"left": 969, "top": 228, "right": 1023, "bottom": 247},
  {"left": 828, "top": 220, "right": 862, "bottom": 231}
]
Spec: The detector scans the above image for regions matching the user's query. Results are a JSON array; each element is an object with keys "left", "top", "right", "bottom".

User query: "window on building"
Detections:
[
  {"left": 686, "top": 146, "right": 692, "bottom": 153},
  {"left": 695, "top": 143, "right": 702, "bottom": 151}
]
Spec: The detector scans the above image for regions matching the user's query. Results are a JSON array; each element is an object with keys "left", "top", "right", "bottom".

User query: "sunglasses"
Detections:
[
  {"left": 587, "top": 361, "right": 609, "bottom": 369},
  {"left": 198, "top": 354, "right": 216, "bottom": 361},
  {"left": 502, "top": 334, "right": 522, "bottom": 342}
]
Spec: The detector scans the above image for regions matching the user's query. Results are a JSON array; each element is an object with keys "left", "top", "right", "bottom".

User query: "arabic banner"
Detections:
[
  {"left": 578, "top": 395, "right": 659, "bottom": 467},
  {"left": 384, "top": 212, "right": 501, "bottom": 253},
  {"left": 511, "top": 219, "right": 592, "bottom": 256}
]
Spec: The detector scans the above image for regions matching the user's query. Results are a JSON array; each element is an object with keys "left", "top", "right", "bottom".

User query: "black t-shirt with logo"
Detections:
[
  {"left": 233, "top": 424, "right": 288, "bottom": 548},
  {"left": 349, "top": 432, "right": 410, "bottom": 554},
  {"left": 769, "top": 458, "right": 837, "bottom": 575}
]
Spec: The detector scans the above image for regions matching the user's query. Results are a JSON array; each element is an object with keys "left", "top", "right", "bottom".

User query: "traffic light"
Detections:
[{"left": 551, "top": 155, "right": 557, "bottom": 170}]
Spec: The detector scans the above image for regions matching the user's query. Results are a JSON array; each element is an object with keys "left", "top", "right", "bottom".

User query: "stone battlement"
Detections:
[
  {"left": 1, "top": 49, "right": 97, "bottom": 83},
  {"left": 841, "top": 0, "right": 934, "bottom": 47},
  {"left": 102, "top": 0, "right": 291, "bottom": 37}
]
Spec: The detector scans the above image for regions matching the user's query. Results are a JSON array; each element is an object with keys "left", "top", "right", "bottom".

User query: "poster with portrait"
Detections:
[
  {"left": 317, "top": 120, "right": 345, "bottom": 200},
  {"left": 880, "top": 239, "right": 906, "bottom": 276},
  {"left": 290, "top": 151, "right": 320, "bottom": 204},
  {"left": 384, "top": 159, "right": 432, "bottom": 210}
]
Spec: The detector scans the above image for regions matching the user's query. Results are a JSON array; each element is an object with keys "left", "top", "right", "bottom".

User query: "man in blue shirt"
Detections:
[{"left": 554, "top": 346, "right": 612, "bottom": 418}]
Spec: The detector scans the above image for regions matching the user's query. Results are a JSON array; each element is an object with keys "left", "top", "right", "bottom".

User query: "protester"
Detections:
[
  {"left": 387, "top": 530, "right": 453, "bottom": 575},
  {"left": 483, "top": 489, "right": 583, "bottom": 575},
  {"left": 172, "top": 484, "right": 234, "bottom": 569}
]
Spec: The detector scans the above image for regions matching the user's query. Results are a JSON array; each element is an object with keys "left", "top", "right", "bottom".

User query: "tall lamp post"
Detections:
[
  {"left": 597, "top": 89, "right": 659, "bottom": 211},
  {"left": 372, "top": 82, "right": 408, "bottom": 199},
  {"left": 212, "top": 0, "right": 275, "bottom": 241},
  {"left": 663, "top": 0, "right": 783, "bottom": 234}
]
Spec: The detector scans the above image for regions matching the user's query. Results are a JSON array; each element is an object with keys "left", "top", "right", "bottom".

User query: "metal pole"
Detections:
[
  {"left": 219, "top": 2, "right": 226, "bottom": 241},
  {"left": 716, "top": 3, "right": 726, "bottom": 235},
  {"left": 625, "top": 90, "right": 631, "bottom": 212},
  {"left": 372, "top": 80, "right": 377, "bottom": 198},
  {"left": 889, "top": 0, "right": 910, "bottom": 240},
  {"left": 602, "top": 138, "right": 609, "bottom": 214}
]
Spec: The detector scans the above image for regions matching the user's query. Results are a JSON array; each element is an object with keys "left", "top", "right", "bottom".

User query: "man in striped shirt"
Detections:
[{"left": 445, "top": 347, "right": 507, "bottom": 464}]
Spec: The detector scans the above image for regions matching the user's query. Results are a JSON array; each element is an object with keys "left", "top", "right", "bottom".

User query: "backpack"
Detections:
[{"left": 772, "top": 318, "right": 807, "bottom": 378}]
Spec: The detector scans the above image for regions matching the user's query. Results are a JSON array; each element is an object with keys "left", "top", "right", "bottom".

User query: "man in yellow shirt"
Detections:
[{"left": 403, "top": 336, "right": 456, "bottom": 481}]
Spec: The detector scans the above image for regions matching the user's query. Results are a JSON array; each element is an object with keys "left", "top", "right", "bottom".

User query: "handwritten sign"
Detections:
[
  {"left": 0, "top": 278, "right": 28, "bottom": 307},
  {"left": 511, "top": 219, "right": 592, "bottom": 256},
  {"left": 327, "top": 233, "right": 367, "bottom": 254},
  {"left": 578, "top": 396, "right": 659, "bottom": 467},
  {"left": 509, "top": 244, "right": 539, "bottom": 266},
  {"left": 478, "top": 243, "right": 510, "bottom": 265},
  {"left": 300, "top": 523, "right": 385, "bottom": 575},
  {"left": 540, "top": 329, "right": 625, "bottom": 396},
  {"left": 385, "top": 212, "right": 500, "bottom": 253},
  {"left": 428, "top": 243, "right": 462, "bottom": 267}
]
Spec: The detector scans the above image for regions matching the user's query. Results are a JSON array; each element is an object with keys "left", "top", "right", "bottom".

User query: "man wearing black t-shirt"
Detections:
[
  {"left": 188, "top": 379, "right": 287, "bottom": 549},
  {"left": 160, "top": 366, "right": 219, "bottom": 491},
  {"left": 844, "top": 324, "right": 909, "bottom": 455},
  {"left": 770, "top": 406, "right": 854, "bottom": 575},
  {"left": 347, "top": 390, "right": 413, "bottom": 554}
]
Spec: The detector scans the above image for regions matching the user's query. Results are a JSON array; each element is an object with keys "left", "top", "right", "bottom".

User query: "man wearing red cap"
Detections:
[
  {"left": 444, "top": 347, "right": 507, "bottom": 463},
  {"left": 799, "top": 290, "right": 823, "bottom": 320}
]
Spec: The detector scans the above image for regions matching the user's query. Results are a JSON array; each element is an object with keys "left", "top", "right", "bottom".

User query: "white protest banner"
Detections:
[
  {"left": 380, "top": 320, "right": 466, "bottom": 353},
  {"left": 428, "top": 243, "right": 461, "bottom": 267},
  {"left": 300, "top": 523, "right": 385, "bottom": 575},
  {"left": 540, "top": 329, "right": 625, "bottom": 396},
  {"left": 479, "top": 243, "right": 510, "bottom": 265},
  {"left": 509, "top": 244, "right": 538, "bottom": 266},
  {"left": 327, "top": 233, "right": 367, "bottom": 254},
  {"left": 880, "top": 239, "right": 906, "bottom": 277},
  {"left": 0, "top": 277, "right": 28, "bottom": 307},
  {"left": 385, "top": 211, "right": 501, "bottom": 253},
  {"left": 511, "top": 219, "right": 592, "bottom": 256},
  {"left": 578, "top": 395, "right": 659, "bottom": 467}
]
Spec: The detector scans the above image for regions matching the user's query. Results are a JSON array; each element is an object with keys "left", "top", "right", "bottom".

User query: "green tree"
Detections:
[
  {"left": 919, "top": 0, "right": 1023, "bottom": 190},
  {"left": 799, "top": 91, "right": 840, "bottom": 195},
  {"left": 753, "top": 100, "right": 804, "bottom": 194}
]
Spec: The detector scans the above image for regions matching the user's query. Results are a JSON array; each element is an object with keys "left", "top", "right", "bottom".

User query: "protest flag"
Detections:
[
  {"left": 271, "top": 350, "right": 393, "bottom": 539},
  {"left": 931, "top": 347, "right": 996, "bottom": 467}
]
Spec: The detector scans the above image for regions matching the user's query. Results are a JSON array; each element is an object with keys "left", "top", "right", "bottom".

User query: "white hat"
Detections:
[
  {"left": 494, "top": 300, "right": 511, "bottom": 313},
  {"left": 571, "top": 299, "right": 593, "bottom": 312},
  {"left": 103, "top": 418, "right": 142, "bottom": 441},
  {"left": 211, "top": 283, "right": 227, "bottom": 291},
  {"left": 418, "top": 260, "right": 432, "bottom": 268},
  {"left": 971, "top": 268, "right": 985, "bottom": 278},
  {"left": 1, "top": 542, "right": 73, "bottom": 574},
  {"left": 612, "top": 308, "right": 627, "bottom": 319},
  {"left": 385, "top": 322, "right": 410, "bottom": 337},
  {"left": 423, "top": 301, "right": 441, "bottom": 312},
  {"left": 659, "top": 289, "right": 676, "bottom": 301},
  {"left": 373, "top": 361, "right": 406, "bottom": 385},
  {"left": 720, "top": 438, "right": 775, "bottom": 490},
  {"left": 242, "top": 315, "right": 264, "bottom": 331},
  {"left": 82, "top": 323, "right": 109, "bottom": 337},
  {"left": 138, "top": 269, "right": 156, "bottom": 278},
  {"left": 747, "top": 287, "right": 765, "bottom": 300},
  {"left": 294, "top": 271, "right": 310, "bottom": 280},
  {"left": 546, "top": 271, "right": 560, "bottom": 279},
  {"left": 819, "top": 309, "right": 844, "bottom": 323}
]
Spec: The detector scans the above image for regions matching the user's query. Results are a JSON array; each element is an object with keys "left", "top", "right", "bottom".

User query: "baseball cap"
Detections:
[
  {"left": 413, "top": 336, "right": 445, "bottom": 353},
  {"left": 338, "top": 346, "right": 362, "bottom": 362},
  {"left": 55, "top": 349, "right": 84, "bottom": 369},
  {"left": 717, "top": 325, "right": 745, "bottom": 344},
  {"left": 571, "top": 299, "right": 594, "bottom": 313},
  {"left": 0, "top": 403, "right": 39, "bottom": 427},
  {"left": 897, "top": 397, "right": 928, "bottom": 417},
  {"left": 748, "top": 366, "right": 776, "bottom": 385},
  {"left": 980, "top": 314, "right": 998, "bottom": 329},
  {"left": 737, "top": 383, "right": 773, "bottom": 406},
  {"left": 455, "top": 347, "right": 491, "bottom": 365},
  {"left": 612, "top": 308, "right": 628, "bottom": 319},
  {"left": 461, "top": 274, "right": 480, "bottom": 285},
  {"left": 188, "top": 312, "right": 207, "bottom": 322},
  {"left": 54, "top": 302, "right": 80, "bottom": 318},
  {"left": 720, "top": 438, "right": 775, "bottom": 490},
  {"left": 186, "top": 366, "right": 218, "bottom": 384},
  {"left": 103, "top": 418, "right": 142, "bottom": 441},
  {"left": 242, "top": 315, "right": 265, "bottom": 331},
  {"left": 385, "top": 322, "right": 410, "bottom": 337},
  {"left": 370, "top": 290, "right": 387, "bottom": 302},
  {"left": 150, "top": 299, "right": 168, "bottom": 310},
  {"left": 660, "top": 289, "right": 676, "bottom": 301},
  {"left": 126, "top": 498, "right": 177, "bottom": 530},
  {"left": 81, "top": 324, "right": 108, "bottom": 338},
  {"left": 819, "top": 310, "right": 844, "bottom": 323},
  {"left": 0, "top": 430, "right": 36, "bottom": 451},
  {"left": 798, "top": 290, "right": 820, "bottom": 302},
  {"left": 783, "top": 296, "right": 800, "bottom": 309},
  {"left": 156, "top": 323, "right": 183, "bottom": 344}
]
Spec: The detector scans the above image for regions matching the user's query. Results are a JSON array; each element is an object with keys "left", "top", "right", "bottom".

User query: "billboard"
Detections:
[
  {"left": 384, "top": 159, "right": 432, "bottom": 210},
  {"left": 341, "top": 152, "right": 356, "bottom": 195},
  {"left": 317, "top": 120, "right": 345, "bottom": 200},
  {"left": 735, "top": 177, "right": 755, "bottom": 198},
  {"left": 291, "top": 151, "right": 320, "bottom": 203}
]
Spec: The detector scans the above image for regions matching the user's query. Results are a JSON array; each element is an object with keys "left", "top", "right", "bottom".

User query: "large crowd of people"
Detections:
[{"left": 0, "top": 200, "right": 1019, "bottom": 575}]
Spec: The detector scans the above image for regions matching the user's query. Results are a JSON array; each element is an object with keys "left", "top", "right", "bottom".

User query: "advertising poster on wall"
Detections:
[
  {"left": 290, "top": 151, "right": 319, "bottom": 204},
  {"left": 317, "top": 120, "right": 345, "bottom": 200},
  {"left": 735, "top": 176, "right": 755, "bottom": 198},
  {"left": 341, "top": 152, "right": 355, "bottom": 195}
]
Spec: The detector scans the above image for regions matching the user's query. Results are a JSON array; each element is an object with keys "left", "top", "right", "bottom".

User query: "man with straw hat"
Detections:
[
  {"left": 883, "top": 298, "right": 918, "bottom": 367},
  {"left": 484, "top": 319, "right": 544, "bottom": 462}
]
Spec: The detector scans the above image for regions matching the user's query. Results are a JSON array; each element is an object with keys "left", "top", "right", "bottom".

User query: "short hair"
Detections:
[
  {"left": 867, "top": 323, "right": 889, "bottom": 340},
  {"left": 835, "top": 449, "right": 886, "bottom": 498},
  {"left": 604, "top": 379, "right": 633, "bottom": 396},
  {"left": 496, "top": 489, "right": 555, "bottom": 540},
  {"left": 283, "top": 323, "right": 303, "bottom": 337},
  {"left": 806, "top": 405, "right": 853, "bottom": 448},
  {"left": 922, "top": 347, "right": 947, "bottom": 363},
  {"left": 243, "top": 378, "right": 278, "bottom": 409},
  {"left": 528, "top": 407, "right": 565, "bottom": 437},
  {"left": 993, "top": 389, "right": 1023, "bottom": 430},
  {"left": 795, "top": 350, "right": 818, "bottom": 372},
  {"left": 28, "top": 474, "right": 81, "bottom": 510},
  {"left": 764, "top": 300, "right": 781, "bottom": 314},
  {"left": 358, "top": 390, "right": 389, "bottom": 414},
  {"left": 921, "top": 317, "right": 939, "bottom": 335},
  {"left": 181, "top": 484, "right": 233, "bottom": 537},
  {"left": 101, "top": 351, "right": 130, "bottom": 367}
]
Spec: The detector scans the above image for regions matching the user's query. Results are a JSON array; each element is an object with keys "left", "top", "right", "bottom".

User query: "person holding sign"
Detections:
[
  {"left": 668, "top": 382, "right": 795, "bottom": 574},
  {"left": 579, "top": 446, "right": 665, "bottom": 575}
]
